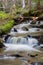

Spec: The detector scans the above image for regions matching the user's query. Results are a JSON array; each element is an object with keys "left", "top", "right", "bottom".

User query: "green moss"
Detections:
[
  {"left": 0, "top": 20, "right": 14, "bottom": 35},
  {"left": 0, "top": 11, "right": 9, "bottom": 19}
]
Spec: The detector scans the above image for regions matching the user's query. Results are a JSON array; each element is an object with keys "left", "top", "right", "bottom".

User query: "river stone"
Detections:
[{"left": 22, "top": 27, "right": 28, "bottom": 31}]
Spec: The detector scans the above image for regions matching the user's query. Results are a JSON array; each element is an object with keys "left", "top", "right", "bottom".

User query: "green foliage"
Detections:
[
  {"left": 0, "top": 11, "right": 15, "bottom": 35},
  {"left": 0, "top": 11, "right": 9, "bottom": 19},
  {"left": 21, "top": 8, "right": 29, "bottom": 17},
  {"left": 16, "top": 8, "right": 22, "bottom": 14},
  {"left": 0, "top": 20, "right": 14, "bottom": 35}
]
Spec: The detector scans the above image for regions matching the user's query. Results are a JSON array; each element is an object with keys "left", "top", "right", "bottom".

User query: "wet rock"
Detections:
[
  {"left": 33, "top": 25, "right": 43, "bottom": 28},
  {"left": 5, "top": 35, "right": 10, "bottom": 42},
  {"left": 0, "top": 38, "right": 5, "bottom": 48},
  {"left": 22, "top": 27, "right": 28, "bottom": 31},
  {"left": 38, "top": 21, "right": 40, "bottom": 24},
  {"left": 9, "top": 54, "right": 23, "bottom": 57},
  {"left": 40, "top": 25, "right": 43, "bottom": 28},
  {"left": 14, "top": 28, "right": 18, "bottom": 32},
  {"left": 28, "top": 54, "right": 38, "bottom": 57},
  {"left": 39, "top": 36, "right": 43, "bottom": 44},
  {"left": 27, "top": 35, "right": 31, "bottom": 37}
]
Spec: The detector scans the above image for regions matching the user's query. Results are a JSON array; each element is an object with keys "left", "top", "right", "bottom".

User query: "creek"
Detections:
[{"left": 0, "top": 20, "right": 43, "bottom": 65}]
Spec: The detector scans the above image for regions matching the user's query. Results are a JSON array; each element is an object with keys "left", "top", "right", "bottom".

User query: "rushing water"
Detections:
[{"left": 0, "top": 20, "right": 43, "bottom": 65}]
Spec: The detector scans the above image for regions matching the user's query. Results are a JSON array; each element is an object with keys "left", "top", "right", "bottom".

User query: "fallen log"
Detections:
[{"left": 14, "top": 16, "right": 43, "bottom": 24}]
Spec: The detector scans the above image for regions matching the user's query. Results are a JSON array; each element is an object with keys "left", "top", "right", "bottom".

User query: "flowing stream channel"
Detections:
[{"left": 0, "top": 20, "right": 43, "bottom": 65}]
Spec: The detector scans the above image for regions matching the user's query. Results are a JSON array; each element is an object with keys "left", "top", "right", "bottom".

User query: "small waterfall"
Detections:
[
  {"left": 28, "top": 37, "right": 38, "bottom": 47},
  {"left": 8, "top": 37, "right": 18, "bottom": 44},
  {"left": 20, "top": 38, "right": 28, "bottom": 44},
  {"left": 6, "top": 37, "right": 11, "bottom": 43},
  {"left": 5, "top": 37, "right": 38, "bottom": 48},
  {"left": 22, "top": 0, "right": 25, "bottom": 8},
  {"left": 6, "top": 37, "right": 28, "bottom": 44}
]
